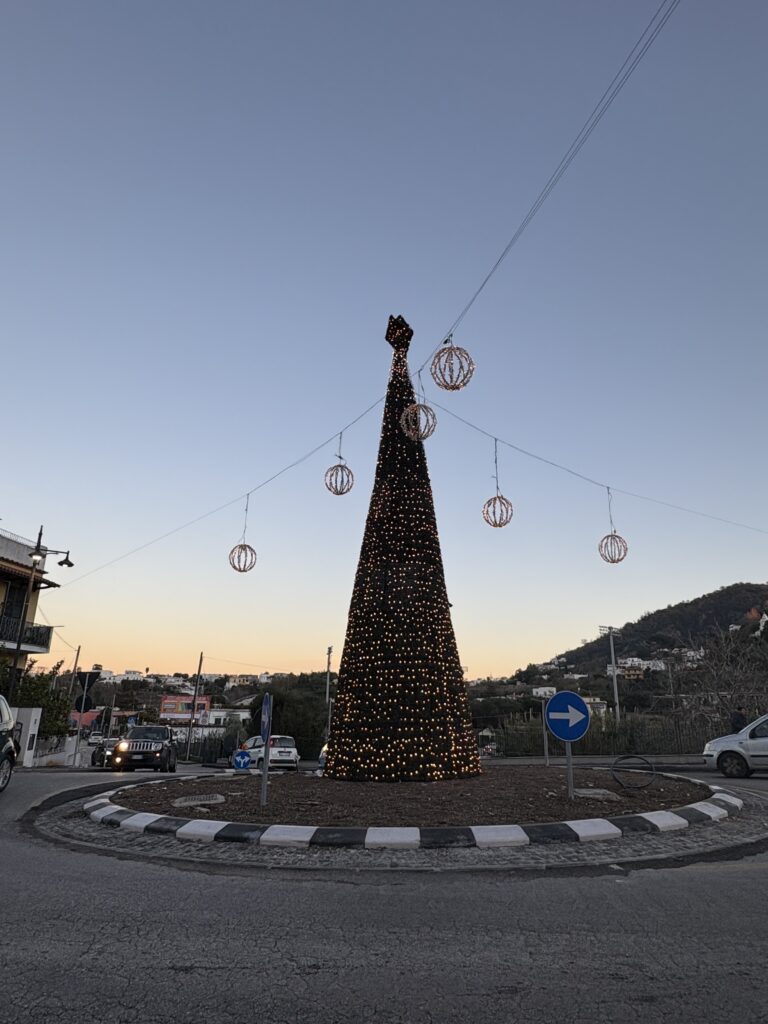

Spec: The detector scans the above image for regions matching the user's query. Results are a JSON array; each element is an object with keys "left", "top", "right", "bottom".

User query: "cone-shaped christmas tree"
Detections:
[{"left": 325, "top": 316, "right": 481, "bottom": 782}]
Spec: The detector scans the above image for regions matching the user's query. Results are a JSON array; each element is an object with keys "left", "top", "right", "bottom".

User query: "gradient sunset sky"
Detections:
[{"left": 2, "top": 1, "right": 767, "bottom": 680}]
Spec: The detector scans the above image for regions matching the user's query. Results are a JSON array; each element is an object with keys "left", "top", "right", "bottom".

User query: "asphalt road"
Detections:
[{"left": 2, "top": 769, "right": 768, "bottom": 1024}]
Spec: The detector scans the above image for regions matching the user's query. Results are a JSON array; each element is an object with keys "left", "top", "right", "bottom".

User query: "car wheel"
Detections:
[
  {"left": 718, "top": 751, "right": 752, "bottom": 778},
  {"left": 256, "top": 759, "right": 263, "bottom": 771},
  {"left": 0, "top": 753, "right": 13, "bottom": 794},
  {"left": 169, "top": 757, "right": 177, "bottom": 773}
]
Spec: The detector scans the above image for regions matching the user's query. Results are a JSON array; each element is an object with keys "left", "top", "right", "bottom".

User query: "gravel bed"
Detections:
[{"left": 113, "top": 767, "right": 708, "bottom": 826}]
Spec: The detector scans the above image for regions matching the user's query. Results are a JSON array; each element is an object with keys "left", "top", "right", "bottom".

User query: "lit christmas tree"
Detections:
[{"left": 325, "top": 316, "right": 481, "bottom": 782}]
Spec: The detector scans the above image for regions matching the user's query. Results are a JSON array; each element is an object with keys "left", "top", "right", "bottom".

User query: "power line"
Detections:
[{"left": 418, "top": 0, "right": 681, "bottom": 370}]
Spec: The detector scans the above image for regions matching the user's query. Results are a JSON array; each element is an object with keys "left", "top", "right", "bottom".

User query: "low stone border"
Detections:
[{"left": 81, "top": 777, "right": 743, "bottom": 849}]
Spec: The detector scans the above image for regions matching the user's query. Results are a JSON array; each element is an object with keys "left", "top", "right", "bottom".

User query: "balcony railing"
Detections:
[{"left": 0, "top": 615, "right": 53, "bottom": 652}]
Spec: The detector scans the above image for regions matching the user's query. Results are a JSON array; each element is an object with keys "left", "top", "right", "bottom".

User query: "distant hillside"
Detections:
[{"left": 557, "top": 582, "right": 768, "bottom": 670}]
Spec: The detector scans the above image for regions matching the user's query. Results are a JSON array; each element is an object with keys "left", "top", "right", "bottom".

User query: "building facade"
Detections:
[{"left": 0, "top": 528, "right": 55, "bottom": 674}]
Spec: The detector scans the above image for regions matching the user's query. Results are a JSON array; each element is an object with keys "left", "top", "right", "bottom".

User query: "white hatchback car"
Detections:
[
  {"left": 703, "top": 714, "right": 768, "bottom": 778},
  {"left": 232, "top": 735, "right": 300, "bottom": 771}
]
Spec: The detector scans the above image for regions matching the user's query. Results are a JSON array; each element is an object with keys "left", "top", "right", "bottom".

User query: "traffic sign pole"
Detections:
[
  {"left": 565, "top": 741, "right": 574, "bottom": 800},
  {"left": 260, "top": 693, "right": 272, "bottom": 809},
  {"left": 544, "top": 691, "right": 591, "bottom": 801}
]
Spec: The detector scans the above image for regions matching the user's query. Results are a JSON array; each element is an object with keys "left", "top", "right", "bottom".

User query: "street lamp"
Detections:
[{"left": 7, "top": 526, "right": 73, "bottom": 703}]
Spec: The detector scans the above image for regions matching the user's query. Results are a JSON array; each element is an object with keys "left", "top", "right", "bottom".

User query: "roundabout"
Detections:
[{"left": 24, "top": 768, "right": 767, "bottom": 876}]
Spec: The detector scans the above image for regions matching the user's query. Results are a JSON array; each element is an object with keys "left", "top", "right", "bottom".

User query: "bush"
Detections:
[{"left": 495, "top": 713, "right": 717, "bottom": 757}]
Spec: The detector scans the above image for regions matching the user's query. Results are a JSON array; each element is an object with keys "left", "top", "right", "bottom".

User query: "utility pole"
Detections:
[
  {"left": 71, "top": 668, "right": 91, "bottom": 767},
  {"left": 185, "top": 652, "right": 204, "bottom": 761},
  {"left": 66, "top": 646, "right": 81, "bottom": 700},
  {"left": 600, "top": 625, "right": 621, "bottom": 723}
]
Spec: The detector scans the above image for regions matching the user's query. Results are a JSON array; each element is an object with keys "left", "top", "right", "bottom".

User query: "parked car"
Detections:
[
  {"left": 703, "top": 713, "right": 768, "bottom": 777},
  {"left": 111, "top": 725, "right": 178, "bottom": 772},
  {"left": 232, "top": 735, "right": 300, "bottom": 771},
  {"left": 91, "top": 737, "right": 119, "bottom": 768},
  {"left": 0, "top": 696, "right": 16, "bottom": 795},
  {"left": 87, "top": 731, "right": 103, "bottom": 746}
]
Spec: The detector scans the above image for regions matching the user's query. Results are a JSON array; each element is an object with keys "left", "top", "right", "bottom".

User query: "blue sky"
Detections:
[{"left": 2, "top": 1, "right": 766, "bottom": 678}]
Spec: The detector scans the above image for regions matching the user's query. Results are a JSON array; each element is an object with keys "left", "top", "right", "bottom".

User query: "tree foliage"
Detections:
[{"left": 12, "top": 661, "right": 70, "bottom": 738}]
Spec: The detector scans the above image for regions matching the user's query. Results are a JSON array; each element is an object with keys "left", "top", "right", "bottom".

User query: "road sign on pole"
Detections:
[
  {"left": 233, "top": 750, "right": 251, "bottom": 772},
  {"left": 260, "top": 693, "right": 272, "bottom": 808},
  {"left": 545, "top": 691, "right": 591, "bottom": 800},
  {"left": 544, "top": 691, "right": 591, "bottom": 743},
  {"left": 260, "top": 693, "right": 272, "bottom": 743}
]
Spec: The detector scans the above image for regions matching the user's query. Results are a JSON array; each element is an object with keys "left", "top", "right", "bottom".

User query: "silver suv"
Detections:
[{"left": 703, "top": 714, "right": 768, "bottom": 778}]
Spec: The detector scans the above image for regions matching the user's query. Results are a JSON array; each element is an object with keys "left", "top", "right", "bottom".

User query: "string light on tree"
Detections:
[
  {"left": 430, "top": 335, "right": 475, "bottom": 391},
  {"left": 325, "top": 315, "right": 480, "bottom": 783},
  {"left": 400, "top": 370, "right": 437, "bottom": 441},
  {"left": 598, "top": 487, "right": 628, "bottom": 564},
  {"left": 482, "top": 439, "right": 514, "bottom": 528},
  {"left": 324, "top": 431, "right": 355, "bottom": 495},
  {"left": 228, "top": 494, "right": 257, "bottom": 573}
]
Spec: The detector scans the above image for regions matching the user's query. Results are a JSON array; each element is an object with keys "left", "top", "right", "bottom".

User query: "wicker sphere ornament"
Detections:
[
  {"left": 482, "top": 494, "right": 514, "bottom": 528},
  {"left": 430, "top": 343, "right": 475, "bottom": 391},
  {"left": 598, "top": 532, "right": 628, "bottom": 564},
  {"left": 325, "top": 462, "right": 354, "bottom": 496},
  {"left": 229, "top": 542, "right": 257, "bottom": 573},
  {"left": 400, "top": 402, "right": 437, "bottom": 441}
]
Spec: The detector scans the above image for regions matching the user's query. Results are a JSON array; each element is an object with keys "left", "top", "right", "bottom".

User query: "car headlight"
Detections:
[
  {"left": 152, "top": 742, "right": 163, "bottom": 752},
  {"left": 117, "top": 741, "right": 129, "bottom": 752}
]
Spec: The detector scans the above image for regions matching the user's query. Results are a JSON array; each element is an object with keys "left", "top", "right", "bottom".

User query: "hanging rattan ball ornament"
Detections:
[
  {"left": 229, "top": 543, "right": 257, "bottom": 573},
  {"left": 482, "top": 494, "right": 514, "bottom": 528},
  {"left": 400, "top": 402, "right": 437, "bottom": 441},
  {"left": 431, "top": 343, "right": 475, "bottom": 391},
  {"left": 598, "top": 532, "right": 628, "bottom": 564},
  {"left": 325, "top": 463, "right": 354, "bottom": 495}
]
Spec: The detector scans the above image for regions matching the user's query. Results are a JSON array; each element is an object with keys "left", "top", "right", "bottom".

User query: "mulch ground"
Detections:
[{"left": 113, "top": 767, "right": 710, "bottom": 827}]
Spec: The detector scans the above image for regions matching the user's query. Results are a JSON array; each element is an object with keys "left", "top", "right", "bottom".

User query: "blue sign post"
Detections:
[
  {"left": 260, "top": 693, "right": 273, "bottom": 808},
  {"left": 545, "top": 691, "right": 591, "bottom": 800},
  {"left": 260, "top": 694, "right": 272, "bottom": 743},
  {"left": 233, "top": 750, "right": 251, "bottom": 772}
]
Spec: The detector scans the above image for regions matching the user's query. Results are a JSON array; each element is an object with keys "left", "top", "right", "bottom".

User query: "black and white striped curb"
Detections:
[{"left": 81, "top": 782, "right": 743, "bottom": 849}]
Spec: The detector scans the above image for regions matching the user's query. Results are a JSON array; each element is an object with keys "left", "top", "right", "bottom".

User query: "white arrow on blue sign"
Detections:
[
  {"left": 233, "top": 750, "right": 252, "bottom": 771},
  {"left": 545, "top": 690, "right": 591, "bottom": 743}
]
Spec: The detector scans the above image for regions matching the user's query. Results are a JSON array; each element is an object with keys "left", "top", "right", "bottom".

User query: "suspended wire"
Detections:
[
  {"left": 35, "top": 605, "right": 78, "bottom": 650},
  {"left": 419, "top": 0, "right": 681, "bottom": 369},
  {"left": 239, "top": 494, "right": 251, "bottom": 543},
  {"left": 607, "top": 487, "right": 617, "bottom": 533},
  {"left": 431, "top": 399, "right": 768, "bottom": 537},
  {"left": 61, "top": 395, "right": 384, "bottom": 588}
]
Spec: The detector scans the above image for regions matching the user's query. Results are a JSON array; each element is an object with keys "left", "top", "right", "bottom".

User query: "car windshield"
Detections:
[
  {"left": 270, "top": 736, "right": 295, "bottom": 747},
  {"left": 126, "top": 727, "right": 167, "bottom": 740}
]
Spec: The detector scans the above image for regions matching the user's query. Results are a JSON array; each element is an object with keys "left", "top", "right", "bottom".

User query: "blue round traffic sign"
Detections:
[
  {"left": 544, "top": 690, "right": 591, "bottom": 743},
  {"left": 233, "top": 750, "right": 252, "bottom": 771}
]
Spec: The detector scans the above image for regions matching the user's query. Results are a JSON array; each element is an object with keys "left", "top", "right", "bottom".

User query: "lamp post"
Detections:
[{"left": 7, "top": 526, "right": 73, "bottom": 704}]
